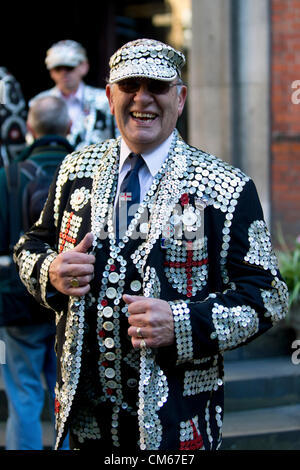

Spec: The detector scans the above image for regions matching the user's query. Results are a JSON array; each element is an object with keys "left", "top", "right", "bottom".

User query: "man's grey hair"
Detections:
[
  {"left": 27, "top": 96, "right": 70, "bottom": 136},
  {"left": 175, "top": 78, "right": 184, "bottom": 96}
]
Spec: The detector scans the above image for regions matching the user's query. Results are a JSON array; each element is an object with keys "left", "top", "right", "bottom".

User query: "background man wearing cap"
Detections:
[
  {"left": 14, "top": 38, "right": 288, "bottom": 451},
  {"left": 30, "top": 40, "right": 116, "bottom": 150}
]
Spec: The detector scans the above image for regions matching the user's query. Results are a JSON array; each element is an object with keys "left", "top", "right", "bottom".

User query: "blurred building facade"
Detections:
[
  {"left": 189, "top": 0, "right": 300, "bottom": 244},
  {"left": 271, "top": 0, "right": 300, "bottom": 243}
]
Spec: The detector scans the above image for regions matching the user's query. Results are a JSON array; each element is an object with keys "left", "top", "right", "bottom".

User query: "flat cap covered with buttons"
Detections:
[
  {"left": 45, "top": 40, "right": 88, "bottom": 70},
  {"left": 109, "top": 38, "right": 186, "bottom": 83}
]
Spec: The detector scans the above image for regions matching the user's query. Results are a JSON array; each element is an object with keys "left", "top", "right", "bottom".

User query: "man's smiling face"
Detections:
[{"left": 106, "top": 78, "right": 187, "bottom": 154}]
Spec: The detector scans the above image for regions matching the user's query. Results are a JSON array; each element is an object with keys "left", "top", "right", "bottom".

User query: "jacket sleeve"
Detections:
[
  {"left": 13, "top": 169, "right": 68, "bottom": 312},
  {"left": 164, "top": 179, "right": 289, "bottom": 365}
]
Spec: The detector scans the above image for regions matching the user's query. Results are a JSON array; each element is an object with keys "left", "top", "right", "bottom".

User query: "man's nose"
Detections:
[{"left": 133, "top": 84, "right": 154, "bottom": 100}]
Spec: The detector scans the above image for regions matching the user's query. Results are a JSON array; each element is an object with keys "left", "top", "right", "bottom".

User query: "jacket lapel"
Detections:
[
  {"left": 131, "top": 131, "right": 190, "bottom": 276},
  {"left": 90, "top": 138, "right": 120, "bottom": 242}
]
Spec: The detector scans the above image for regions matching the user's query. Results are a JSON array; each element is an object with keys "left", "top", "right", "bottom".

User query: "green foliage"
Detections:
[{"left": 277, "top": 233, "right": 300, "bottom": 309}]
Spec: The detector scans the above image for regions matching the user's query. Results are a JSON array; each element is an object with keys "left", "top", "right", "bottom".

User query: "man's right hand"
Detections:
[{"left": 49, "top": 232, "right": 95, "bottom": 296}]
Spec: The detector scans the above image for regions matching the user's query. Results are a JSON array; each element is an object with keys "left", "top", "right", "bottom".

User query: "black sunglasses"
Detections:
[
  {"left": 117, "top": 79, "right": 182, "bottom": 95},
  {"left": 52, "top": 65, "right": 76, "bottom": 72}
]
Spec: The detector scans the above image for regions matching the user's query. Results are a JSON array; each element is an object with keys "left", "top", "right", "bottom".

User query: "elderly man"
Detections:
[
  {"left": 14, "top": 38, "right": 288, "bottom": 452},
  {"left": 30, "top": 40, "right": 116, "bottom": 149}
]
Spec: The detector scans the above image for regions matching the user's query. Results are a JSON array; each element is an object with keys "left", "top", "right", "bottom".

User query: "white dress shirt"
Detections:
[
  {"left": 116, "top": 133, "right": 174, "bottom": 207},
  {"left": 58, "top": 82, "right": 85, "bottom": 131}
]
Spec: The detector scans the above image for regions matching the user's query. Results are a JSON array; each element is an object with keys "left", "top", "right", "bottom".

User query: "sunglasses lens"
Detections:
[
  {"left": 53, "top": 66, "right": 75, "bottom": 72},
  {"left": 148, "top": 81, "right": 170, "bottom": 94},
  {"left": 118, "top": 81, "right": 140, "bottom": 93}
]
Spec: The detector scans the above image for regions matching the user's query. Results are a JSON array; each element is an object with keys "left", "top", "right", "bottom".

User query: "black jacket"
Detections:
[{"left": 14, "top": 130, "right": 288, "bottom": 450}]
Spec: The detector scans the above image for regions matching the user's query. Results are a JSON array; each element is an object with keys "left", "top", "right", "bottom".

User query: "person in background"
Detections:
[
  {"left": 14, "top": 39, "right": 288, "bottom": 452},
  {"left": 30, "top": 40, "right": 116, "bottom": 150},
  {"left": 0, "top": 67, "right": 27, "bottom": 166},
  {"left": 0, "top": 96, "right": 73, "bottom": 450}
]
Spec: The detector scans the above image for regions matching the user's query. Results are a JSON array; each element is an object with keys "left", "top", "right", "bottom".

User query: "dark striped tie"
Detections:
[{"left": 116, "top": 153, "right": 144, "bottom": 240}]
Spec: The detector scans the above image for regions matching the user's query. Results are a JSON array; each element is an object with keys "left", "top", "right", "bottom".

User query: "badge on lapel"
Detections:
[{"left": 70, "top": 187, "right": 91, "bottom": 211}]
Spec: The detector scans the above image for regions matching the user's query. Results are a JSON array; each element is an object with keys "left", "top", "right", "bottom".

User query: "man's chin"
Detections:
[{"left": 126, "top": 135, "right": 165, "bottom": 153}]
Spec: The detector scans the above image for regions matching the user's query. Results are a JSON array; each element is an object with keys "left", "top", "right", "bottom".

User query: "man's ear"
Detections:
[
  {"left": 177, "top": 85, "right": 187, "bottom": 117},
  {"left": 106, "top": 84, "right": 115, "bottom": 115},
  {"left": 26, "top": 122, "right": 37, "bottom": 139}
]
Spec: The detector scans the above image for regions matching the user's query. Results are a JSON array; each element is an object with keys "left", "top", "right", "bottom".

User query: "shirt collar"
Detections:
[{"left": 119, "top": 132, "right": 174, "bottom": 176}]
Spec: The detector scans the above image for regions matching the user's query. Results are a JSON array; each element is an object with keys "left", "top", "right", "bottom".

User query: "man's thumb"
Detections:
[
  {"left": 123, "top": 294, "right": 142, "bottom": 304},
  {"left": 73, "top": 232, "right": 94, "bottom": 253}
]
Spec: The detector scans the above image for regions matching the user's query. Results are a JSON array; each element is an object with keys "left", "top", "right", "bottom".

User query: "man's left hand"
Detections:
[{"left": 124, "top": 294, "right": 174, "bottom": 349}]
